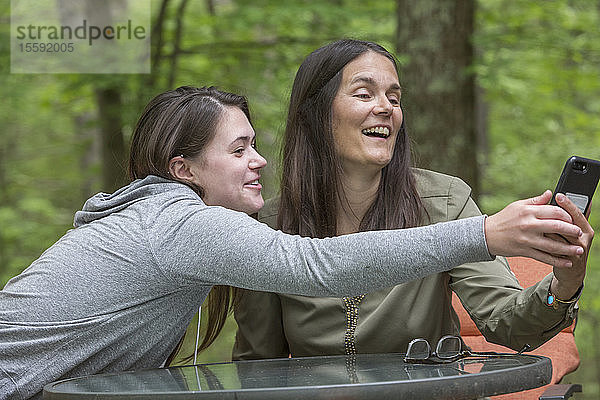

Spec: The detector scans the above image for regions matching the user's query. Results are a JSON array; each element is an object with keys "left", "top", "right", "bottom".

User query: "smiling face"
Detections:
[
  {"left": 331, "top": 51, "right": 403, "bottom": 174},
  {"left": 188, "top": 106, "right": 267, "bottom": 214}
]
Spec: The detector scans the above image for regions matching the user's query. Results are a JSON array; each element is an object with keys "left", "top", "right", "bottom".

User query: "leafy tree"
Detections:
[{"left": 1, "top": 1, "right": 600, "bottom": 396}]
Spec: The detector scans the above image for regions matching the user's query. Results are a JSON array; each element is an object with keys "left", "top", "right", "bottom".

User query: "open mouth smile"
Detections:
[
  {"left": 244, "top": 179, "right": 262, "bottom": 189},
  {"left": 361, "top": 126, "right": 390, "bottom": 138}
]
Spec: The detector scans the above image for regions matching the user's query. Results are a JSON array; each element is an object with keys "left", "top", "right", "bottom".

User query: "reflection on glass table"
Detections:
[{"left": 44, "top": 352, "right": 551, "bottom": 400}]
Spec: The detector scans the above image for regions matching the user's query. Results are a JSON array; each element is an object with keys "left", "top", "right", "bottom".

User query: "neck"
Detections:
[{"left": 336, "top": 168, "right": 382, "bottom": 235}]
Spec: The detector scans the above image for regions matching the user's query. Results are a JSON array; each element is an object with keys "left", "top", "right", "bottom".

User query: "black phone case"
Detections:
[{"left": 550, "top": 156, "right": 600, "bottom": 216}]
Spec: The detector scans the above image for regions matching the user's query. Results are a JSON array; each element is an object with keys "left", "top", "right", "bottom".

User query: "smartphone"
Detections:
[{"left": 550, "top": 156, "right": 600, "bottom": 217}]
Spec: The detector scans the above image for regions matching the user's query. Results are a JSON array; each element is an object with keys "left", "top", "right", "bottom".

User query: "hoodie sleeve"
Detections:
[{"left": 147, "top": 193, "right": 493, "bottom": 297}]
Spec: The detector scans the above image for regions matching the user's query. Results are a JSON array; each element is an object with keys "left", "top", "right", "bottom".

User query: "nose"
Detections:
[
  {"left": 249, "top": 147, "right": 267, "bottom": 170},
  {"left": 373, "top": 95, "right": 393, "bottom": 115}
]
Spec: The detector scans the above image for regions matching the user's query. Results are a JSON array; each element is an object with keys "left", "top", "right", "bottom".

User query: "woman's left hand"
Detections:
[{"left": 550, "top": 193, "right": 594, "bottom": 300}]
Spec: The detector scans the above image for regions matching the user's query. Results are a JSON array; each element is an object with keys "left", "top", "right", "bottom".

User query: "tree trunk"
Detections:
[
  {"left": 395, "top": 0, "right": 479, "bottom": 200},
  {"left": 95, "top": 88, "right": 127, "bottom": 191},
  {"left": 168, "top": 0, "right": 190, "bottom": 88},
  {"left": 86, "top": 1, "right": 127, "bottom": 191},
  {"left": 57, "top": 0, "right": 128, "bottom": 192},
  {"left": 147, "top": 0, "right": 171, "bottom": 89}
]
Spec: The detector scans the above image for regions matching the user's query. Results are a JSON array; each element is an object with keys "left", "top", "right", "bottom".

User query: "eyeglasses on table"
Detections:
[{"left": 404, "top": 335, "right": 531, "bottom": 364}]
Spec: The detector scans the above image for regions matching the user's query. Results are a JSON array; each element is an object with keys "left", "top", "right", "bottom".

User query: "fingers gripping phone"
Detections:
[{"left": 550, "top": 156, "right": 600, "bottom": 217}]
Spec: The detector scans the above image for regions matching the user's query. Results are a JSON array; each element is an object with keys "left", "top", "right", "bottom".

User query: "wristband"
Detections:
[{"left": 546, "top": 284, "right": 583, "bottom": 310}]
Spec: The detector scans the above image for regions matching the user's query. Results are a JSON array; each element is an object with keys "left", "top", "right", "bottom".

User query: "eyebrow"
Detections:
[
  {"left": 350, "top": 76, "right": 401, "bottom": 91},
  {"left": 230, "top": 135, "right": 254, "bottom": 146}
]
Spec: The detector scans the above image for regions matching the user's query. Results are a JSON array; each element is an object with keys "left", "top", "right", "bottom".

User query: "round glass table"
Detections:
[{"left": 43, "top": 353, "right": 551, "bottom": 400}]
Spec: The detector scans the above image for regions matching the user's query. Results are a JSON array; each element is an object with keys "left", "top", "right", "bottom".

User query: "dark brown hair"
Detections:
[
  {"left": 278, "top": 39, "right": 425, "bottom": 237},
  {"left": 128, "top": 86, "right": 246, "bottom": 363},
  {"left": 129, "top": 85, "right": 252, "bottom": 196}
]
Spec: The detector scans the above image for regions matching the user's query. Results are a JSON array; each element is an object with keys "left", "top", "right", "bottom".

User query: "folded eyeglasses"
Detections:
[{"left": 404, "top": 335, "right": 531, "bottom": 364}]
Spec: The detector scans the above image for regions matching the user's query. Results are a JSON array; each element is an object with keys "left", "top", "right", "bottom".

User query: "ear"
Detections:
[{"left": 169, "top": 156, "right": 194, "bottom": 182}]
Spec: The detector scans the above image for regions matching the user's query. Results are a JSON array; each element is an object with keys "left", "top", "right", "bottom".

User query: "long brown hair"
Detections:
[
  {"left": 278, "top": 39, "right": 426, "bottom": 237},
  {"left": 128, "top": 86, "right": 246, "bottom": 363}
]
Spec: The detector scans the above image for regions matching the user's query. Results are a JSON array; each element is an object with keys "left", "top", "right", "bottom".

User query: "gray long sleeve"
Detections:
[
  {"left": 151, "top": 194, "right": 492, "bottom": 296},
  {"left": 0, "top": 176, "right": 492, "bottom": 400}
]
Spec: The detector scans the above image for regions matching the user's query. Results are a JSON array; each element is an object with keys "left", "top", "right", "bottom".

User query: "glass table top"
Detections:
[{"left": 44, "top": 352, "right": 551, "bottom": 400}]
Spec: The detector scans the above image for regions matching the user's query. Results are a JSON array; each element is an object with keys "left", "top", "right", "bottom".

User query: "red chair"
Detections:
[{"left": 452, "top": 256, "right": 580, "bottom": 399}]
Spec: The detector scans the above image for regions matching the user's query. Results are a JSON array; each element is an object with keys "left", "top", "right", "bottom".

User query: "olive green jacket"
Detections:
[{"left": 233, "top": 169, "right": 578, "bottom": 359}]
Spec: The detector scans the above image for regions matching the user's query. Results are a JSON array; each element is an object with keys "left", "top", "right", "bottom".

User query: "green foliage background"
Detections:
[{"left": 1, "top": 0, "right": 600, "bottom": 397}]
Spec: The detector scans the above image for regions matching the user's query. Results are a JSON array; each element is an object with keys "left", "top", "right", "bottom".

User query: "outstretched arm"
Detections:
[{"left": 151, "top": 190, "right": 584, "bottom": 297}]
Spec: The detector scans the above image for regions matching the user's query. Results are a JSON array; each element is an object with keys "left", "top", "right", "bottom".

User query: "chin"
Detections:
[
  {"left": 363, "top": 152, "right": 393, "bottom": 166},
  {"left": 365, "top": 158, "right": 392, "bottom": 169},
  {"left": 243, "top": 200, "right": 265, "bottom": 215}
]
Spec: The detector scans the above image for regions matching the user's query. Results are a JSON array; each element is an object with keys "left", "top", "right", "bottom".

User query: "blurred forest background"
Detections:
[{"left": 1, "top": 0, "right": 600, "bottom": 397}]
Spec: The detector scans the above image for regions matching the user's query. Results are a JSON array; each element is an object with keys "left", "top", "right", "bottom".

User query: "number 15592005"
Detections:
[{"left": 18, "top": 42, "right": 74, "bottom": 52}]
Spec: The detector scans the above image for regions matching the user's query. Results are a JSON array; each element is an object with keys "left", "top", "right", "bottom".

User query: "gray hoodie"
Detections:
[{"left": 0, "top": 175, "right": 491, "bottom": 399}]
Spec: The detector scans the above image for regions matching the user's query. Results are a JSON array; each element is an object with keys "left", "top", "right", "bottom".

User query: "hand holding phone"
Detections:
[
  {"left": 548, "top": 156, "right": 597, "bottom": 301},
  {"left": 550, "top": 156, "right": 600, "bottom": 217}
]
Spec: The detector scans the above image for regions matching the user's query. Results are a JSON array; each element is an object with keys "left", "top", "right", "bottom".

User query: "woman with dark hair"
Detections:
[
  {"left": 233, "top": 40, "right": 593, "bottom": 360},
  {"left": 2, "top": 85, "right": 582, "bottom": 399}
]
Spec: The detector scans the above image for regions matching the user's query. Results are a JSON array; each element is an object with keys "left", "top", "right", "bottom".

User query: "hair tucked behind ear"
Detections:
[
  {"left": 129, "top": 86, "right": 247, "bottom": 363},
  {"left": 128, "top": 85, "right": 252, "bottom": 197}
]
